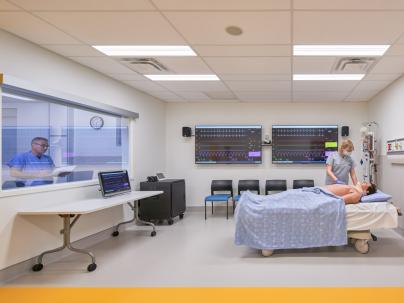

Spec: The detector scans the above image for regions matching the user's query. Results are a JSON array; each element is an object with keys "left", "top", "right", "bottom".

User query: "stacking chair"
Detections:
[
  {"left": 204, "top": 180, "right": 233, "bottom": 220},
  {"left": 265, "top": 179, "right": 287, "bottom": 194},
  {"left": 233, "top": 180, "right": 260, "bottom": 211},
  {"left": 293, "top": 179, "right": 314, "bottom": 189}
]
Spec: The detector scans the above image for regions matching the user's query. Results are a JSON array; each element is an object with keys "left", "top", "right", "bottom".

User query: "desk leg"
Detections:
[
  {"left": 112, "top": 202, "right": 136, "bottom": 237},
  {"left": 112, "top": 201, "right": 156, "bottom": 237},
  {"left": 32, "top": 215, "right": 97, "bottom": 272},
  {"left": 134, "top": 200, "right": 156, "bottom": 237}
]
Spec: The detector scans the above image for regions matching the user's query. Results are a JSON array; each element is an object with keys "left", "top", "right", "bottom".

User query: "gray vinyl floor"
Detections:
[{"left": 4, "top": 209, "right": 404, "bottom": 287}]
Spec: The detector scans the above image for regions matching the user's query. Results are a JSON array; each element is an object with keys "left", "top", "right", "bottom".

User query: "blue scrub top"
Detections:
[{"left": 7, "top": 151, "right": 55, "bottom": 186}]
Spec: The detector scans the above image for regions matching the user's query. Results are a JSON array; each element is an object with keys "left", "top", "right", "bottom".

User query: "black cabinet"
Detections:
[{"left": 139, "top": 179, "right": 186, "bottom": 225}]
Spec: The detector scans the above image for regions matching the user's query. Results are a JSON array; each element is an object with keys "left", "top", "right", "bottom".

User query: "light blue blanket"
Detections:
[{"left": 235, "top": 187, "right": 347, "bottom": 250}]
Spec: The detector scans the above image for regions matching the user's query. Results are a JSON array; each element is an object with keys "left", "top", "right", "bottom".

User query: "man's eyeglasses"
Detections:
[{"left": 33, "top": 142, "right": 49, "bottom": 148}]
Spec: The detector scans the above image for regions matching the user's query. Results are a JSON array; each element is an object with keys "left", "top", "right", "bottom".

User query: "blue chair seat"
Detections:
[
  {"left": 234, "top": 195, "right": 241, "bottom": 202},
  {"left": 205, "top": 194, "right": 231, "bottom": 202}
]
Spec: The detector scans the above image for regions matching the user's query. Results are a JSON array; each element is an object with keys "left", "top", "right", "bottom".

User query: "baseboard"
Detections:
[{"left": 0, "top": 226, "right": 116, "bottom": 285}]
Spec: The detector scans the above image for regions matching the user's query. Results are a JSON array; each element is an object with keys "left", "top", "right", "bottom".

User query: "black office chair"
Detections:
[
  {"left": 2, "top": 180, "right": 25, "bottom": 190},
  {"left": 204, "top": 180, "right": 233, "bottom": 220},
  {"left": 234, "top": 180, "right": 260, "bottom": 210},
  {"left": 265, "top": 180, "right": 287, "bottom": 194},
  {"left": 293, "top": 179, "right": 314, "bottom": 189}
]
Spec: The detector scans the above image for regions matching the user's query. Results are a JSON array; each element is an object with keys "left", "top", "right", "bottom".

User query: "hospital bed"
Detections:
[{"left": 261, "top": 201, "right": 401, "bottom": 256}]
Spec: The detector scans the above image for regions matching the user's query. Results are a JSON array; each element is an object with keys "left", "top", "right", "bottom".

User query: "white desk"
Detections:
[{"left": 18, "top": 190, "right": 163, "bottom": 272}]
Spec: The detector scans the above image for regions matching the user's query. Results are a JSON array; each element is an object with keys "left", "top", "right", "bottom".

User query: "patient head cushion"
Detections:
[{"left": 361, "top": 190, "right": 392, "bottom": 203}]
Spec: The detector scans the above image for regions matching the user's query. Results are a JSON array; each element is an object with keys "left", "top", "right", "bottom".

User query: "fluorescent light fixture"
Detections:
[
  {"left": 293, "top": 45, "right": 390, "bottom": 56},
  {"left": 293, "top": 74, "right": 365, "bottom": 81},
  {"left": 144, "top": 75, "right": 220, "bottom": 81},
  {"left": 92, "top": 45, "right": 197, "bottom": 56}
]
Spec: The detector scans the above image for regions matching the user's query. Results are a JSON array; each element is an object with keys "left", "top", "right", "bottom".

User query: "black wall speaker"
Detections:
[
  {"left": 341, "top": 126, "right": 349, "bottom": 137},
  {"left": 182, "top": 126, "right": 192, "bottom": 137}
]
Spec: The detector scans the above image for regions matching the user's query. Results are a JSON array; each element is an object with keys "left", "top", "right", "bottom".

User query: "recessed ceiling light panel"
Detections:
[
  {"left": 92, "top": 45, "right": 197, "bottom": 56},
  {"left": 293, "top": 74, "right": 365, "bottom": 81},
  {"left": 145, "top": 75, "right": 220, "bottom": 81},
  {"left": 293, "top": 45, "right": 390, "bottom": 56}
]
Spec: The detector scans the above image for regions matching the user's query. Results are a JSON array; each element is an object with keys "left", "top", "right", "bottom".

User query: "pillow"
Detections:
[{"left": 361, "top": 190, "right": 392, "bottom": 203}]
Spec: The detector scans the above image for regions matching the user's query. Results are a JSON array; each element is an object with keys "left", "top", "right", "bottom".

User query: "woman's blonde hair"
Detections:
[{"left": 339, "top": 139, "right": 354, "bottom": 153}]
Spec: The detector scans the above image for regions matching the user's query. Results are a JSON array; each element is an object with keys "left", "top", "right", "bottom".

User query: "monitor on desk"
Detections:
[{"left": 98, "top": 170, "right": 131, "bottom": 197}]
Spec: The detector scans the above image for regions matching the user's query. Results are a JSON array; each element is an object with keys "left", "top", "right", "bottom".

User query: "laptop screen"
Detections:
[{"left": 98, "top": 170, "right": 131, "bottom": 197}]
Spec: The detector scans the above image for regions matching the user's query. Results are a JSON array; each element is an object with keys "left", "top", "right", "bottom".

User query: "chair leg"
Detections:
[
  {"left": 226, "top": 200, "right": 229, "bottom": 219},
  {"left": 233, "top": 200, "right": 235, "bottom": 214},
  {"left": 212, "top": 202, "right": 213, "bottom": 214},
  {"left": 205, "top": 201, "right": 207, "bottom": 220}
]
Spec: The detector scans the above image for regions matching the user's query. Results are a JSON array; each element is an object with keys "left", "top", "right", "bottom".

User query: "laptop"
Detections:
[{"left": 98, "top": 170, "right": 131, "bottom": 198}]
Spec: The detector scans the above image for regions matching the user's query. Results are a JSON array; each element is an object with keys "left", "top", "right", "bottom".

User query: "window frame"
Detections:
[{"left": 0, "top": 75, "right": 137, "bottom": 197}]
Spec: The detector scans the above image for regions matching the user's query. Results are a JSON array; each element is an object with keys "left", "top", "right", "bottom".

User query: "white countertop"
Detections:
[{"left": 18, "top": 191, "right": 163, "bottom": 215}]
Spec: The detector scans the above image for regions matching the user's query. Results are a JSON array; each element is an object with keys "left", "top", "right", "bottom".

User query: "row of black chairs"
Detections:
[{"left": 204, "top": 179, "right": 315, "bottom": 220}]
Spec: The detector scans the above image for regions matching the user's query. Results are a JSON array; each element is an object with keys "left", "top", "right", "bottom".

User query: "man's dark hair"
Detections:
[
  {"left": 31, "top": 137, "right": 48, "bottom": 144},
  {"left": 367, "top": 183, "right": 377, "bottom": 195}
]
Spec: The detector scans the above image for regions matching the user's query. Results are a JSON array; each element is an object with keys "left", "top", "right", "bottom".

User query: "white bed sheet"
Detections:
[{"left": 345, "top": 202, "right": 398, "bottom": 231}]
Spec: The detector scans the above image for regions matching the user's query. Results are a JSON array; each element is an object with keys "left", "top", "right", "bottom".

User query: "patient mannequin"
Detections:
[{"left": 324, "top": 182, "right": 377, "bottom": 204}]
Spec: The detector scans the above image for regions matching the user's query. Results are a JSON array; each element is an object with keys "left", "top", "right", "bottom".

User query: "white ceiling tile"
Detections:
[
  {"left": 293, "top": 92, "right": 348, "bottom": 102},
  {"left": 346, "top": 90, "right": 379, "bottom": 100},
  {"left": 205, "top": 57, "right": 291, "bottom": 74},
  {"left": 162, "top": 98, "right": 187, "bottom": 102},
  {"left": 234, "top": 91, "right": 291, "bottom": 102},
  {"left": 68, "top": 56, "right": 134, "bottom": 74},
  {"left": 370, "top": 57, "right": 404, "bottom": 73},
  {"left": 354, "top": 81, "right": 391, "bottom": 91},
  {"left": 294, "top": 12, "right": 404, "bottom": 44},
  {"left": 164, "top": 12, "right": 291, "bottom": 44},
  {"left": 153, "top": 0, "right": 290, "bottom": 10},
  {"left": 219, "top": 74, "right": 291, "bottom": 81},
  {"left": 344, "top": 98, "right": 368, "bottom": 102},
  {"left": 293, "top": 57, "right": 337, "bottom": 74},
  {"left": 123, "top": 80, "right": 167, "bottom": 92},
  {"left": 0, "top": 0, "right": 20, "bottom": 10},
  {"left": 385, "top": 44, "right": 404, "bottom": 56},
  {"left": 35, "top": 12, "right": 186, "bottom": 44},
  {"left": 396, "top": 35, "right": 404, "bottom": 44},
  {"left": 41, "top": 44, "right": 105, "bottom": 57},
  {"left": 294, "top": 0, "right": 404, "bottom": 10},
  {"left": 225, "top": 81, "right": 291, "bottom": 92},
  {"left": 204, "top": 91, "right": 236, "bottom": 100},
  {"left": 174, "top": 91, "right": 211, "bottom": 100},
  {"left": 293, "top": 81, "right": 358, "bottom": 92},
  {"left": 11, "top": 0, "right": 155, "bottom": 10},
  {"left": 194, "top": 45, "right": 291, "bottom": 57},
  {"left": 107, "top": 73, "right": 145, "bottom": 81},
  {"left": 363, "top": 74, "right": 401, "bottom": 81},
  {"left": 0, "top": 12, "right": 81, "bottom": 44},
  {"left": 156, "top": 80, "right": 229, "bottom": 92},
  {"left": 147, "top": 91, "right": 182, "bottom": 100},
  {"left": 202, "top": 99, "right": 240, "bottom": 103},
  {"left": 154, "top": 57, "right": 213, "bottom": 74}
]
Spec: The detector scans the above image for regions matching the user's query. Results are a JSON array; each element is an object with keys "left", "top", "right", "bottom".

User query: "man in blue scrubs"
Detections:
[{"left": 8, "top": 137, "right": 55, "bottom": 187}]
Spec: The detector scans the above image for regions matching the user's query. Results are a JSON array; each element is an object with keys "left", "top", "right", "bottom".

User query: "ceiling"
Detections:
[{"left": 1, "top": 0, "right": 404, "bottom": 103}]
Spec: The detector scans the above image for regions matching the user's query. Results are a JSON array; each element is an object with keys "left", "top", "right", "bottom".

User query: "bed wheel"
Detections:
[
  {"left": 354, "top": 239, "right": 369, "bottom": 254},
  {"left": 262, "top": 249, "right": 274, "bottom": 257}
]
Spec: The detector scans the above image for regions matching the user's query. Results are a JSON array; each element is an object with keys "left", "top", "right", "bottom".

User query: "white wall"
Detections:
[
  {"left": 368, "top": 76, "right": 404, "bottom": 229},
  {"left": 166, "top": 102, "right": 368, "bottom": 206},
  {"left": 0, "top": 29, "right": 166, "bottom": 270}
]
